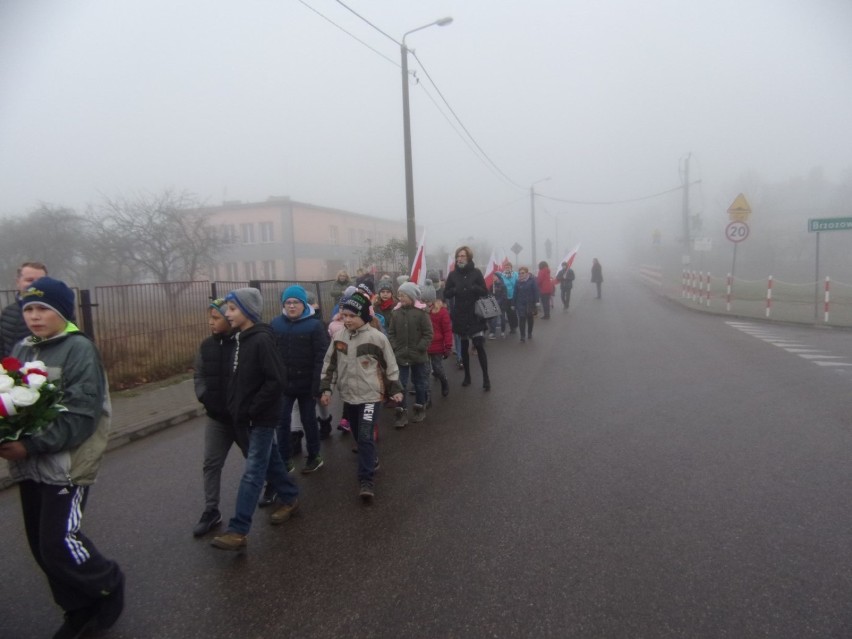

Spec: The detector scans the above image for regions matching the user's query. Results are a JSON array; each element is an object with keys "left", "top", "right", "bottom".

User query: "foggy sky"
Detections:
[{"left": 2, "top": 0, "right": 851, "bottom": 267}]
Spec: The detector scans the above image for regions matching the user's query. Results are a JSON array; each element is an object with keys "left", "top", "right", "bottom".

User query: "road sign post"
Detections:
[{"left": 807, "top": 217, "right": 852, "bottom": 321}]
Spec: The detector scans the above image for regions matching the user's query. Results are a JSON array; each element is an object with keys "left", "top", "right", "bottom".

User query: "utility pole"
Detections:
[
  {"left": 530, "top": 185, "right": 537, "bottom": 266},
  {"left": 681, "top": 153, "right": 692, "bottom": 263}
]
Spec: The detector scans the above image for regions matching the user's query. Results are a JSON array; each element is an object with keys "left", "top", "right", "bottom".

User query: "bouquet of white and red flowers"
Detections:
[{"left": 0, "top": 357, "right": 65, "bottom": 444}]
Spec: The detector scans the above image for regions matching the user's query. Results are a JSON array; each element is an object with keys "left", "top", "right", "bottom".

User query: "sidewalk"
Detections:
[{"left": 0, "top": 377, "right": 202, "bottom": 490}]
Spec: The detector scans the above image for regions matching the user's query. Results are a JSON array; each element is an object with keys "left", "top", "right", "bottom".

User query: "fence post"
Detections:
[
  {"left": 211, "top": 282, "right": 219, "bottom": 300},
  {"left": 78, "top": 289, "right": 97, "bottom": 342},
  {"left": 824, "top": 276, "right": 830, "bottom": 324},
  {"left": 706, "top": 272, "right": 711, "bottom": 307},
  {"left": 681, "top": 269, "right": 687, "bottom": 298},
  {"left": 765, "top": 275, "right": 773, "bottom": 318}
]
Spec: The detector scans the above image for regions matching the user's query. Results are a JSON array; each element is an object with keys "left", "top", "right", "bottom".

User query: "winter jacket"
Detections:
[
  {"left": 537, "top": 267, "right": 555, "bottom": 295},
  {"left": 427, "top": 303, "right": 453, "bottom": 356},
  {"left": 227, "top": 323, "right": 286, "bottom": 428},
  {"left": 515, "top": 275, "right": 540, "bottom": 317},
  {"left": 444, "top": 261, "right": 488, "bottom": 337},
  {"left": 330, "top": 278, "right": 352, "bottom": 303},
  {"left": 0, "top": 299, "right": 28, "bottom": 357},
  {"left": 270, "top": 306, "right": 329, "bottom": 397},
  {"left": 388, "top": 304, "right": 433, "bottom": 365},
  {"left": 193, "top": 331, "right": 235, "bottom": 424},
  {"left": 8, "top": 328, "right": 111, "bottom": 486},
  {"left": 320, "top": 323, "right": 402, "bottom": 405},
  {"left": 557, "top": 267, "right": 576, "bottom": 290},
  {"left": 373, "top": 297, "right": 396, "bottom": 330},
  {"left": 591, "top": 262, "right": 604, "bottom": 283},
  {"left": 496, "top": 271, "right": 518, "bottom": 300}
]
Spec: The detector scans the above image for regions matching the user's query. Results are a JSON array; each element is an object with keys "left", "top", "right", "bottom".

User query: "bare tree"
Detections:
[{"left": 92, "top": 189, "right": 221, "bottom": 284}]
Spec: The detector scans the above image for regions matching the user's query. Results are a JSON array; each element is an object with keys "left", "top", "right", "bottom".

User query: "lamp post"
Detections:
[
  {"left": 529, "top": 176, "right": 550, "bottom": 266},
  {"left": 401, "top": 16, "right": 453, "bottom": 266}
]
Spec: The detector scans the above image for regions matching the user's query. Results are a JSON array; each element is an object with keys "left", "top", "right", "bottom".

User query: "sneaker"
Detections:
[
  {"left": 258, "top": 483, "right": 277, "bottom": 507},
  {"left": 337, "top": 418, "right": 351, "bottom": 434},
  {"left": 359, "top": 480, "right": 375, "bottom": 501},
  {"left": 95, "top": 572, "right": 125, "bottom": 630},
  {"left": 502, "top": 332, "right": 507, "bottom": 339},
  {"left": 301, "top": 456, "right": 324, "bottom": 474},
  {"left": 456, "top": 359, "right": 464, "bottom": 370},
  {"left": 520, "top": 337, "right": 526, "bottom": 343},
  {"left": 488, "top": 332, "right": 496, "bottom": 340},
  {"left": 192, "top": 509, "right": 222, "bottom": 537},
  {"left": 269, "top": 499, "right": 300, "bottom": 525},
  {"left": 53, "top": 606, "right": 98, "bottom": 639},
  {"left": 211, "top": 531, "right": 247, "bottom": 551},
  {"left": 374, "top": 457, "right": 380, "bottom": 472},
  {"left": 440, "top": 377, "right": 449, "bottom": 397},
  {"left": 286, "top": 460, "right": 295, "bottom": 473}
]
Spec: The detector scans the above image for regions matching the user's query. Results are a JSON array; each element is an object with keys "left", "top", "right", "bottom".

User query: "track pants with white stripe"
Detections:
[{"left": 19, "top": 480, "right": 124, "bottom": 612}]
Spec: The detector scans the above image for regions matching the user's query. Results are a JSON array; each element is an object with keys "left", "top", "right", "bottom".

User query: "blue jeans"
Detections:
[
  {"left": 344, "top": 402, "right": 380, "bottom": 481},
  {"left": 276, "top": 393, "right": 320, "bottom": 461},
  {"left": 398, "top": 362, "right": 427, "bottom": 407},
  {"left": 228, "top": 426, "right": 299, "bottom": 535}
]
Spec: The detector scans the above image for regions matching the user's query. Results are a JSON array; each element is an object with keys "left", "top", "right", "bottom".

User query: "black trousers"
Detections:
[{"left": 19, "top": 480, "right": 123, "bottom": 612}]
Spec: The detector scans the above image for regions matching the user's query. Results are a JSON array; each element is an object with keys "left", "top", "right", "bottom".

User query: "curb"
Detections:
[{"left": 0, "top": 406, "right": 204, "bottom": 491}]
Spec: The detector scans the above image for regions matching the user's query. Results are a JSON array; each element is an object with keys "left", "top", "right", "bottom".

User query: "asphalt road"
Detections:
[{"left": 3, "top": 274, "right": 852, "bottom": 638}]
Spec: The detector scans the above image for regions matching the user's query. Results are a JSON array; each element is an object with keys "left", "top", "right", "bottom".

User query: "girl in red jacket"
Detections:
[{"left": 422, "top": 283, "right": 453, "bottom": 400}]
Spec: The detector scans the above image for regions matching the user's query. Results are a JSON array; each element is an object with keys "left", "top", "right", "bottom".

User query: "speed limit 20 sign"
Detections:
[{"left": 725, "top": 221, "right": 750, "bottom": 243}]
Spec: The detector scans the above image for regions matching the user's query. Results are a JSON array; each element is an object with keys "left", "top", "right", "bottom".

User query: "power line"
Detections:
[
  {"left": 332, "top": 0, "right": 400, "bottom": 46},
  {"left": 296, "top": 0, "right": 399, "bottom": 67},
  {"left": 538, "top": 183, "right": 699, "bottom": 206}
]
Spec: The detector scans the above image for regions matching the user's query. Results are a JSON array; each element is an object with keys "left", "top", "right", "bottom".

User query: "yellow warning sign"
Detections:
[{"left": 727, "top": 193, "right": 751, "bottom": 222}]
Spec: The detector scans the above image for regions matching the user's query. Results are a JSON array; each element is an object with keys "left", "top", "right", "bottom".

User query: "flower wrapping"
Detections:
[{"left": 0, "top": 357, "right": 65, "bottom": 443}]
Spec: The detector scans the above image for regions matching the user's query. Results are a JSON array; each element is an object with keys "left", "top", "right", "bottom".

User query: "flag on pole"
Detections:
[
  {"left": 560, "top": 243, "right": 581, "bottom": 269},
  {"left": 409, "top": 232, "right": 427, "bottom": 286},
  {"left": 483, "top": 247, "right": 499, "bottom": 289},
  {"left": 446, "top": 253, "right": 455, "bottom": 279}
]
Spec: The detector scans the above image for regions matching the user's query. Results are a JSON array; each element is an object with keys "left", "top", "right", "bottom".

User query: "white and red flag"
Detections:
[
  {"left": 445, "top": 253, "right": 455, "bottom": 279},
  {"left": 560, "top": 243, "right": 581, "bottom": 269},
  {"left": 409, "top": 232, "right": 427, "bottom": 287}
]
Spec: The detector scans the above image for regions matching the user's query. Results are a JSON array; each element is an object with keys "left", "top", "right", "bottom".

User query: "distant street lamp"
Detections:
[
  {"left": 530, "top": 176, "right": 550, "bottom": 266},
  {"left": 401, "top": 16, "right": 453, "bottom": 266}
]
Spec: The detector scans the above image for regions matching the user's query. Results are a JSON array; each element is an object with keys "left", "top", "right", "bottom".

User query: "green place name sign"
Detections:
[{"left": 808, "top": 217, "right": 852, "bottom": 232}]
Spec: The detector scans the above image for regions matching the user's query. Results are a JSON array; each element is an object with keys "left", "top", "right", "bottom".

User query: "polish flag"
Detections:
[
  {"left": 483, "top": 247, "right": 500, "bottom": 289},
  {"left": 409, "top": 232, "right": 427, "bottom": 286},
  {"left": 446, "top": 253, "right": 455, "bottom": 279},
  {"left": 560, "top": 243, "right": 581, "bottom": 269}
]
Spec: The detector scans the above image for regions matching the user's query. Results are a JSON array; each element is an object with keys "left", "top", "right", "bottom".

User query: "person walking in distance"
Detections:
[
  {"left": 515, "top": 266, "right": 540, "bottom": 342},
  {"left": 556, "top": 261, "right": 576, "bottom": 311},
  {"left": 0, "top": 261, "right": 48, "bottom": 357},
  {"left": 192, "top": 298, "right": 247, "bottom": 537},
  {"left": 211, "top": 288, "right": 300, "bottom": 551},
  {"left": 495, "top": 261, "right": 519, "bottom": 336},
  {"left": 591, "top": 258, "right": 604, "bottom": 299},
  {"left": 443, "top": 246, "right": 491, "bottom": 391},
  {"left": 536, "top": 261, "right": 554, "bottom": 320}
]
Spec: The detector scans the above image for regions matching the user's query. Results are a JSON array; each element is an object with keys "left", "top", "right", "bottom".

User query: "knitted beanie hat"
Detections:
[
  {"left": 340, "top": 292, "right": 372, "bottom": 323},
  {"left": 397, "top": 282, "right": 421, "bottom": 302},
  {"left": 21, "top": 277, "right": 75, "bottom": 322},
  {"left": 281, "top": 285, "right": 308, "bottom": 307},
  {"left": 224, "top": 287, "right": 263, "bottom": 323},
  {"left": 420, "top": 279, "right": 437, "bottom": 303}
]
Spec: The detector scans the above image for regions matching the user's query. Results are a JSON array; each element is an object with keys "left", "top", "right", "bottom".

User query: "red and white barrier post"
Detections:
[
  {"left": 726, "top": 273, "right": 732, "bottom": 312},
  {"left": 824, "top": 276, "right": 830, "bottom": 323},
  {"left": 765, "top": 275, "right": 773, "bottom": 318}
]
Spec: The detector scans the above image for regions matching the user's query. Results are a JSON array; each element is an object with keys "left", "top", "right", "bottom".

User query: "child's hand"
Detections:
[
  {"left": 390, "top": 393, "right": 403, "bottom": 403},
  {"left": 319, "top": 392, "right": 331, "bottom": 407},
  {"left": 0, "top": 441, "right": 27, "bottom": 460}
]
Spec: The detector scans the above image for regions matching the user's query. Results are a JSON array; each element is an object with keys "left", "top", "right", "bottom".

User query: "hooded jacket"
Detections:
[
  {"left": 8, "top": 327, "right": 111, "bottom": 486},
  {"left": 227, "top": 323, "right": 286, "bottom": 428},
  {"left": 320, "top": 323, "right": 402, "bottom": 405},
  {"left": 270, "top": 305, "right": 329, "bottom": 397},
  {"left": 0, "top": 299, "right": 28, "bottom": 357}
]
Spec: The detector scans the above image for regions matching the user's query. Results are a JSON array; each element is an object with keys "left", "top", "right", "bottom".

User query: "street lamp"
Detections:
[
  {"left": 401, "top": 16, "right": 453, "bottom": 266},
  {"left": 530, "top": 176, "right": 550, "bottom": 266}
]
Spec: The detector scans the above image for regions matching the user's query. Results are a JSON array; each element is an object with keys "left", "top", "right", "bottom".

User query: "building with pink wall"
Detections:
[{"left": 200, "top": 197, "right": 406, "bottom": 281}]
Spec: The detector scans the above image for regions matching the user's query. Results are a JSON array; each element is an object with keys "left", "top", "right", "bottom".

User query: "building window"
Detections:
[
  {"left": 241, "top": 223, "right": 255, "bottom": 244},
  {"left": 329, "top": 225, "right": 339, "bottom": 245},
  {"left": 260, "top": 222, "right": 274, "bottom": 243},
  {"left": 243, "top": 262, "right": 257, "bottom": 280},
  {"left": 225, "top": 263, "right": 238, "bottom": 280},
  {"left": 262, "top": 260, "right": 276, "bottom": 279},
  {"left": 222, "top": 224, "right": 237, "bottom": 244}
]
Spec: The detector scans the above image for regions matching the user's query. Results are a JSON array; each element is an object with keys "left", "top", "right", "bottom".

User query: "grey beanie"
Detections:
[
  {"left": 397, "top": 282, "right": 421, "bottom": 302},
  {"left": 420, "top": 279, "right": 437, "bottom": 303},
  {"left": 225, "top": 287, "right": 263, "bottom": 323}
]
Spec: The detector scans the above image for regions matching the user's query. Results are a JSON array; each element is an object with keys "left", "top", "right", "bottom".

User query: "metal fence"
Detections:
[{"left": 2, "top": 279, "right": 345, "bottom": 390}]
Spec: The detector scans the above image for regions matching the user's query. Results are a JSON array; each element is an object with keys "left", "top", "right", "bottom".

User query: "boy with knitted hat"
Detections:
[
  {"left": 320, "top": 286, "right": 402, "bottom": 501},
  {"left": 387, "top": 282, "right": 433, "bottom": 427},
  {"left": 191, "top": 297, "right": 246, "bottom": 537},
  {"left": 0, "top": 277, "right": 125, "bottom": 637},
  {"left": 211, "top": 288, "right": 300, "bottom": 551}
]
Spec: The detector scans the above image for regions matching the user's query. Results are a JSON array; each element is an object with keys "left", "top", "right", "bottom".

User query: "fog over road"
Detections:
[{"left": 3, "top": 274, "right": 851, "bottom": 638}]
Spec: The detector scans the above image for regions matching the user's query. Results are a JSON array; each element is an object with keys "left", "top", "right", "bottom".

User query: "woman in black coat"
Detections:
[{"left": 443, "top": 245, "right": 491, "bottom": 391}]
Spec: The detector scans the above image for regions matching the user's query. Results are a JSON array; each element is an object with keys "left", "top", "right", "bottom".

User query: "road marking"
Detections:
[{"left": 725, "top": 321, "right": 852, "bottom": 371}]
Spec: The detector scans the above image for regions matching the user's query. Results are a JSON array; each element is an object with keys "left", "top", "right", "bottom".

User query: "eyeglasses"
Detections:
[{"left": 283, "top": 300, "right": 303, "bottom": 306}]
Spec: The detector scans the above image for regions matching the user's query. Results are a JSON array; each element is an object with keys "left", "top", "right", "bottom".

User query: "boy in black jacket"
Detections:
[
  {"left": 211, "top": 288, "right": 300, "bottom": 551},
  {"left": 192, "top": 298, "right": 247, "bottom": 537}
]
